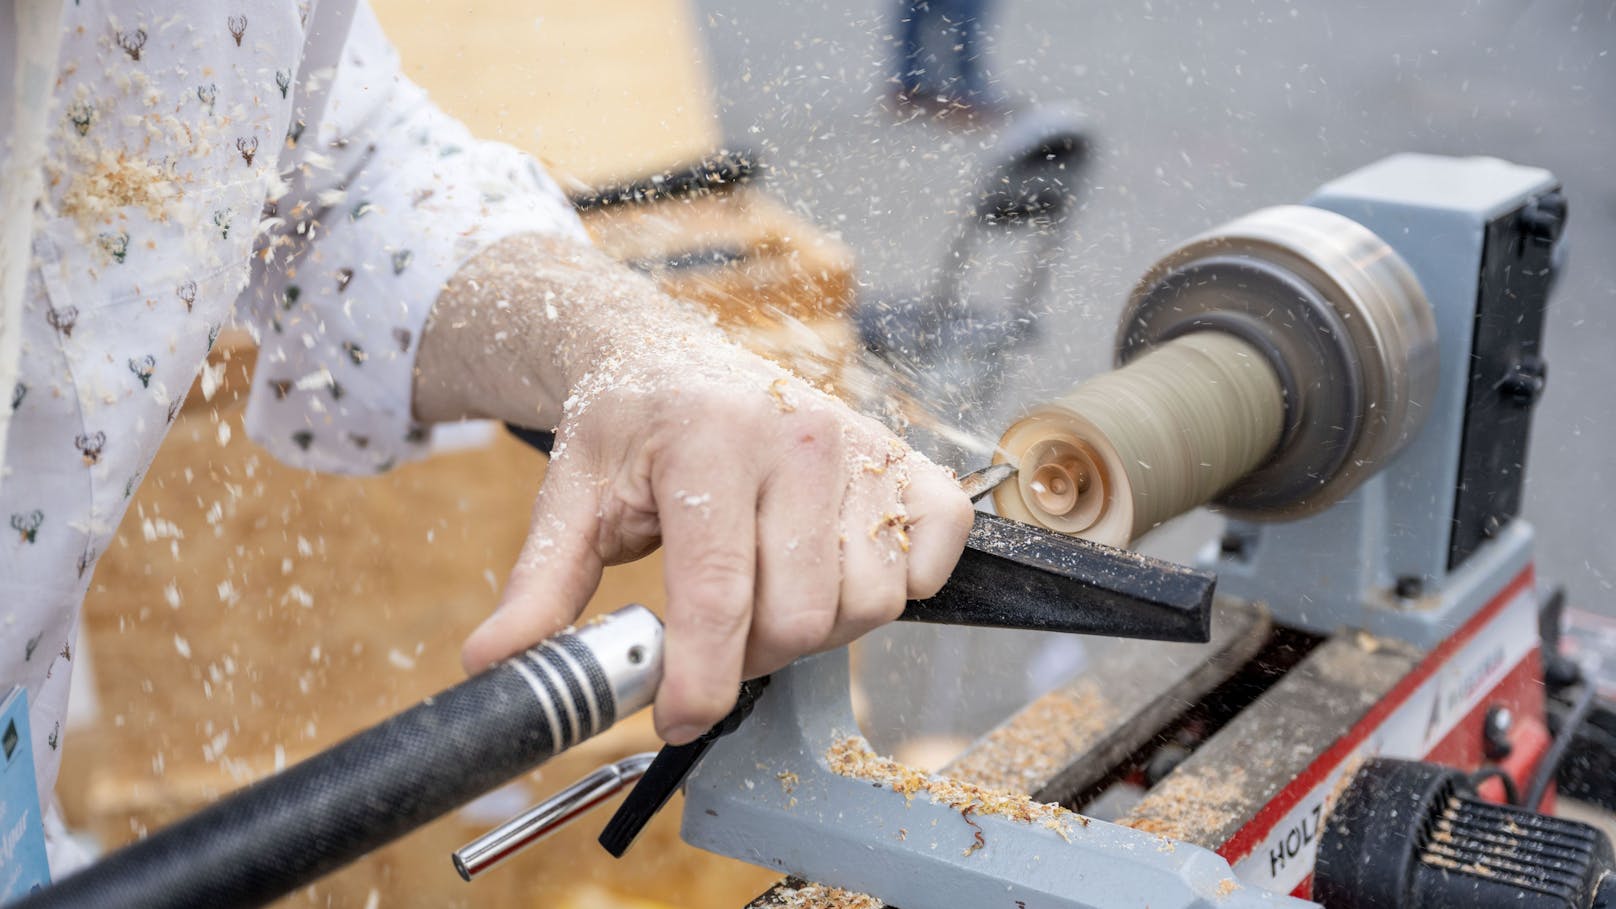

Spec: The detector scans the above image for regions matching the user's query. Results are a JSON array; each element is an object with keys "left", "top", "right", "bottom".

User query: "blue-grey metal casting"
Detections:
[
  {"left": 1212, "top": 154, "right": 1554, "bottom": 648},
  {"left": 679, "top": 155, "right": 1554, "bottom": 904}
]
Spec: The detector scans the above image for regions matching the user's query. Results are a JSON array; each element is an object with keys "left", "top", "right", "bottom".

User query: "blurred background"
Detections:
[{"left": 55, "top": 1, "right": 1615, "bottom": 907}]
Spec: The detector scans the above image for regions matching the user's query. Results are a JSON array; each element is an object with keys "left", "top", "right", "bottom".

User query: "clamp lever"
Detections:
[
  {"left": 452, "top": 752, "right": 657, "bottom": 880},
  {"left": 598, "top": 676, "right": 770, "bottom": 856}
]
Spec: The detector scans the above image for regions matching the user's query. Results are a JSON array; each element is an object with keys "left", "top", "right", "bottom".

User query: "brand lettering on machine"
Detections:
[
  {"left": 1447, "top": 645, "right": 1505, "bottom": 715},
  {"left": 1424, "top": 644, "right": 1506, "bottom": 746},
  {"left": 1267, "top": 801, "right": 1324, "bottom": 878}
]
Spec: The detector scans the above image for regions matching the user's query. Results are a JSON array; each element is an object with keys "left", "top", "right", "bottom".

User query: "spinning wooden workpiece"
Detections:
[{"left": 995, "top": 205, "right": 1438, "bottom": 544}]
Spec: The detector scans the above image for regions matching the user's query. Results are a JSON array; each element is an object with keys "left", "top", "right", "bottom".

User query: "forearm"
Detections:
[{"left": 413, "top": 232, "right": 728, "bottom": 429}]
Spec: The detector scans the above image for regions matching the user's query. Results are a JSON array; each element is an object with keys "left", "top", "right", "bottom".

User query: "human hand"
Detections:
[{"left": 458, "top": 346, "right": 973, "bottom": 745}]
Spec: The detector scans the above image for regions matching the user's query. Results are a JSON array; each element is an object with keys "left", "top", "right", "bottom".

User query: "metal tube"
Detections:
[{"left": 454, "top": 752, "right": 657, "bottom": 880}]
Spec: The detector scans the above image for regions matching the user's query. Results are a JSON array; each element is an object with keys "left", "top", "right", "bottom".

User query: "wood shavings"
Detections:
[
  {"left": 769, "top": 377, "right": 797, "bottom": 412},
  {"left": 760, "top": 882, "right": 885, "bottom": 909},
  {"left": 46, "top": 70, "right": 246, "bottom": 254},
  {"left": 944, "top": 678, "right": 1118, "bottom": 795},
  {"left": 56, "top": 145, "right": 183, "bottom": 234},
  {"left": 866, "top": 511, "right": 911, "bottom": 553},
  {"left": 825, "top": 737, "right": 1088, "bottom": 846},
  {"left": 960, "top": 808, "right": 985, "bottom": 857},
  {"left": 1118, "top": 764, "right": 1248, "bottom": 843}
]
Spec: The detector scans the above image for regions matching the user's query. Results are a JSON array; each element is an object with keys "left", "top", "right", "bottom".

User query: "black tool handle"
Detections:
[
  {"left": 900, "top": 512, "right": 1215, "bottom": 643},
  {"left": 15, "top": 608, "right": 660, "bottom": 909},
  {"left": 503, "top": 426, "right": 1214, "bottom": 644}
]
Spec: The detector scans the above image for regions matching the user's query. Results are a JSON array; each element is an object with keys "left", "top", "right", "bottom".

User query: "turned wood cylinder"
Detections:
[{"left": 994, "top": 331, "right": 1285, "bottom": 546}]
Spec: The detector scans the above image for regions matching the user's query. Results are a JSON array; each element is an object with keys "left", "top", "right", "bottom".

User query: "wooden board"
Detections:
[
  {"left": 581, "top": 189, "right": 859, "bottom": 390},
  {"left": 375, "top": 0, "right": 723, "bottom": 189},
  {"left": 1116, "top": 633, "right": 1421, "bottom": 846},
  {"left": 583, "top": 191, "right": 855, "bottom": 325}
]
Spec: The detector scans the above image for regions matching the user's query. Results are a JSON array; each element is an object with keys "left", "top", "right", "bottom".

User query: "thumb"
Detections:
[{"left": 462, "top": 468, "right": 605, "bottom": 673}]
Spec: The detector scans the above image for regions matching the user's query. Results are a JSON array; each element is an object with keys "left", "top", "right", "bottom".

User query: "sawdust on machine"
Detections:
[
  {"left": 1117, "top": 763, "right": 1249, "bottom": 843},
  {"left": 944, "top": 678, "right": 1119, "bottom": 795},
  {"left": 826, "top": 737, "right": 1088, "bottom": 841},
  {"left": 760, "top": 881, "right": 887, "bottom": 909}
]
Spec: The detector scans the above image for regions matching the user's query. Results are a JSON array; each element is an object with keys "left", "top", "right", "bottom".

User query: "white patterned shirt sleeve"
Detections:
[{"left": 242, "top": 2, "right": 587, "bottom": 474}]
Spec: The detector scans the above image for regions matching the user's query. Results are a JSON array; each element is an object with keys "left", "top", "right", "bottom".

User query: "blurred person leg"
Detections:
[
  {"left": 895, "top": 0, "right": 934, "bottom": 104},
  {"left": 938, "top": 0, "right": 1006, "bottom": 115}
]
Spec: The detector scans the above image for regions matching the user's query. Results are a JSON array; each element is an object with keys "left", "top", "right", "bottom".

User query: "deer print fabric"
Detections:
[{"left": 0, "top": 0, "right": 585, "bottom": 867}]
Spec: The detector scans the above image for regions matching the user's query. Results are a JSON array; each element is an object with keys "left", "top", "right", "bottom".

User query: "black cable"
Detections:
[
  {"left": 1523, "top": 679, "right": 1599, "bottom": 809},
  {"left": 1469, "top": 765, "right": 1522, "bottom": 805}
]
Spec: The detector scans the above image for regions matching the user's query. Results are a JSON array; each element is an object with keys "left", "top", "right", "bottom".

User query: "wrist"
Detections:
[{"left": 414, "top": 232, "right": 726, "bottom": 429}]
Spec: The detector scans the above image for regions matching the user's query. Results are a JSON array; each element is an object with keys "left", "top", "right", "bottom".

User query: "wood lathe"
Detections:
[{"left": 702, "top": 153, "right": 1613, "bottom": 909}]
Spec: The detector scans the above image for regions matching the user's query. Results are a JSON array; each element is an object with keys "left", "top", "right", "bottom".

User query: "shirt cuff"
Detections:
[{"left": 245, "top": 84, "right": 587, "bottom": 475}]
